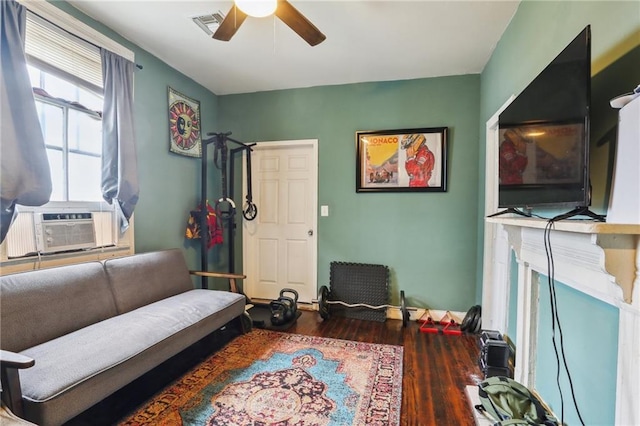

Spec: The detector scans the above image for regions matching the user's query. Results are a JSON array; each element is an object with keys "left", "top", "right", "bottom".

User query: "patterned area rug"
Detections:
[{"left": 120, "top": 330, "right": 403, "bottom": 425}]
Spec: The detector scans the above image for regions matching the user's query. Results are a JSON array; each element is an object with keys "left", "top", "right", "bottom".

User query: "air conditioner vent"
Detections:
[
  {"left": 42, "top": 212, "right": 92, "bottom": 221},
  {"left": 192, "top": 12, "right": 225, "bottom": 36},
  {"left": 34, "top": 212, "right": 96, "bottom": 254}
]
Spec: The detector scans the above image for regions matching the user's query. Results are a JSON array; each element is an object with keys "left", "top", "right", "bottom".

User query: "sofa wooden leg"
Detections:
[
  {"left": 1, "top": 367, "right": 25, "bottom": 417},
  {"left": 0, "top": 350, "right": 35, "bottom": 419},
  {"left": 238, "top": 312, "right": 252, "bottom": 334}
]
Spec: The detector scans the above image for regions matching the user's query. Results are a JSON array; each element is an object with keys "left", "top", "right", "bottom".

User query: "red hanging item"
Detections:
[{"left": 185, "top": 201, "right": 223, "bottom": 249}]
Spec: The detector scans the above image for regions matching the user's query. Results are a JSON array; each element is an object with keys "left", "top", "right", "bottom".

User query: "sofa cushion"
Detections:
[
  {"left": 19, "top": 289, "right": 245, "bottom": 426},
  {"left": 103, "top": 248, "right": 194, "bottom": 314},
  {"left": 0, "top": 262, "right": 116, "bottom": 352}
]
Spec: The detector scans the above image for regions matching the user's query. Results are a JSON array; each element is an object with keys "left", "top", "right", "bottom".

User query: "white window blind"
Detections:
[{"left": 25, "top": 12, "right": 102, "bottom": 91}]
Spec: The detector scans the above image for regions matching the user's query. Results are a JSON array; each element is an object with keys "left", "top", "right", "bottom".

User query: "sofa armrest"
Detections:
[
  {"left": 189, "top": 270, "right": 246, "bottom": 293},
  {"left": 0, "top": 350, "right": 34, "bottom": 418},
  {"left": 0, "top": 351, "right": 34, "bottom": 370}
]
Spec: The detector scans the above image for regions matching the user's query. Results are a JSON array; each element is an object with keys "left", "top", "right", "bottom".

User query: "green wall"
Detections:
[
  {"left": 52, "top": 2, "right": 221, "bottom": 274},
  {"left": 57, "top": 0, "right": 638, "bottom": 316},
  {"left": 219, "top": 77, "right": 481, "bottom": 310},
  {"left": 477, "top": 1, "right": 640, "bottom": 300},
  {"left": 480, "top": 1, "right": 639, "bottom": 422},
  {"left": 43, "top": 6, "right": 638, "bottom": 420},
  {"left": 536, "top": 276, "right": 619, "bottom": 426}
]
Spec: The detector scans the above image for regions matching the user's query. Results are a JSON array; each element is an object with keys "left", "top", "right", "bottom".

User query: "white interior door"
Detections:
[
  {"left": 482, "top": 96, "right": 515, "bottom": 334},
  {"left": 243, "top": 140, "right": 318, "bottom": 303}
]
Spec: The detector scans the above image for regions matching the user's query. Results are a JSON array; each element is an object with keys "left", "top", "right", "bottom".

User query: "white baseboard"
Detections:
[
  {"left": 310, "top": 302, "right": 466, "bottom": 324},
  {"left": 387, "top": 307, "right": 466, "bottom": 323}
]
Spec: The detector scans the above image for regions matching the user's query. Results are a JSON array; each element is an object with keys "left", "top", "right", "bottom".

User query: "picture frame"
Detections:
[
  {"left": 168, "top": 87, "right": 202, "bottom": 158},
  {"left": 356, "top": 127, "right": 448, "bottom": 192}
]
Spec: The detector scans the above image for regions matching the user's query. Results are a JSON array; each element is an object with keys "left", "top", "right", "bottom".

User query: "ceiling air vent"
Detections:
[{"left": 192, "top": 12, "right": 225, "bottom": 36}]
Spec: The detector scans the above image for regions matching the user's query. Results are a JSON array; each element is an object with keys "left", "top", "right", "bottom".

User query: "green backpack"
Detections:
[{"left": 475, "top": 376, "right": 560, "bottom": 426}]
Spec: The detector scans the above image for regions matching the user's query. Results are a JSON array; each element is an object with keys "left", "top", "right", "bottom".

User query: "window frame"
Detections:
[
  {"left": 19, "top": 0, "right": 134, "bottom": 210},
  {"left": 1, "top": 2, "right": 135, "bottom": 265}
]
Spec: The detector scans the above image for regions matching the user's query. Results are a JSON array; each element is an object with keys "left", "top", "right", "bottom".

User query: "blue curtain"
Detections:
[
  {"left": 0, "top": 0, "right": 52, "bottom": 243},
  {"left": 101, "top": 48, "right": 139, "bottom": 234}
]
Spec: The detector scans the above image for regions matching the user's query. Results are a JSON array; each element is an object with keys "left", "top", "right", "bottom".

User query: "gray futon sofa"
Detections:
[{"left": 0, "top": 249, "right": 246, "bottom": 425}]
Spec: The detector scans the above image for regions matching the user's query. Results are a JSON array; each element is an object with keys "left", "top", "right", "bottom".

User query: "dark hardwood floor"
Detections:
[
  {"left": 285, "top": 311, "right": 484, "bottom": 426},
  {"left": 65, "top": 311, "right": 483, "bottom": 425}
]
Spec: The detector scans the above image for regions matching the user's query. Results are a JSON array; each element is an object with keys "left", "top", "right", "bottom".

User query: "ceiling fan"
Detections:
[{"left": 213, "top": 0, "right": 326, "bottom": 46}]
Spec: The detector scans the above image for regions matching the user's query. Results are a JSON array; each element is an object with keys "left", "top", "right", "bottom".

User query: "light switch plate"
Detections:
[{"left": 321, "top": 205, "right": 329, "bottom": 216}]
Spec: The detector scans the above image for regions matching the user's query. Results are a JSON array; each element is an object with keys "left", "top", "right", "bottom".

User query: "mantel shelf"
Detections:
[
  {"left": 486, "top": 214, "right": 640, "bottom": 307},
  {"left": 486, "top": 216, "right": 640, "bottom": 235},
  {"left": 485, "top": 214, "right": 640, "bottom": 426}
]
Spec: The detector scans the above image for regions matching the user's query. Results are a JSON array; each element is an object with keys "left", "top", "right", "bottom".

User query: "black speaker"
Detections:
[
  {"left": 478, "top": 330, "right": 513, "bottom": 378},
  {"left": 479, "top": 357, "right": 512, "bottom": 378},
  {"left": 479, "top": 330, "right": 502, "bottom": 347},
  {"left": 481, "top": 340, "right": 510, "bottom": 368}
]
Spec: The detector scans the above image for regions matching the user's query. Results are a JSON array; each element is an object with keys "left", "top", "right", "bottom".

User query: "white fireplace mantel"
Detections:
[
  {"left": 485, "top": 216, "right": 640, "bottom": 425},
  {"left": 487, "top": 217, "right": 640, "bottom": 306}
]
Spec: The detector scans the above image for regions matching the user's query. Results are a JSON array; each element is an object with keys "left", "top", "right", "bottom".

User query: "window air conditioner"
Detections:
[{"left": 34, "top": 212, "right": 97, "bottom": 254}]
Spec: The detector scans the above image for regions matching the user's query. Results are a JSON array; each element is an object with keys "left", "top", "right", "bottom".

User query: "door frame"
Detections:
[
  {"left": 481, "top": 95, "right": 515, "bottom": 333},
  {"left": 241, "top": 139, "right": 319, "bottom": 303}
]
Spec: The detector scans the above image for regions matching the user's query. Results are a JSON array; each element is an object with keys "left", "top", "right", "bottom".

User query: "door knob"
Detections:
[{"left": 308, "top": 229, "right": 313, "bottom": 236}]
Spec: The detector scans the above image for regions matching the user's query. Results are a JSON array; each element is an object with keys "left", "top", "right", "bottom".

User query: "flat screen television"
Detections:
[{"left": 497, "top": 25, "right": 593, "bottom": 216}]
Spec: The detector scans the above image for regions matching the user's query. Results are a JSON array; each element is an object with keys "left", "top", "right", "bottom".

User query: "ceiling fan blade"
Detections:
[
  {"left": 212, "top": 5, "right": 248, "bottom": 41},
  {"left": 275, "top": 0, "right": 326, "bottom": 46}
]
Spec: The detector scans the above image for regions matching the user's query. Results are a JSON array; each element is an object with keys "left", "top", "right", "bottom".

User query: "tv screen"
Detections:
[{"left": 498, "top": 26, "right": 591, "bottom": 209}]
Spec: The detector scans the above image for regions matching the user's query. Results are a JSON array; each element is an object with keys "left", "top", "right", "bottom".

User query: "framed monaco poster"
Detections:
[
  {"left": 168, "top": 87, "right": 202, "bottom": 158},
  {"left": 356, "top": 127, "right": 448, "bottom": 192}
]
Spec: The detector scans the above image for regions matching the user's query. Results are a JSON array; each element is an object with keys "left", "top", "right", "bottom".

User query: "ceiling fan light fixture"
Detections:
[{"left": 234, "top": 0, "right": 277, "bottom": 18}]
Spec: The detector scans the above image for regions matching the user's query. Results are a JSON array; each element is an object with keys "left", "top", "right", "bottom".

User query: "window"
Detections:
[
  {"left": 29, "top": 65, "right": 103, "bottom": 201},
  {"left": 25, "top": 12, "right": 105, "bottom": 203},
  {"left": 0, "top": 2, "right": 136, "bottom": 265}
]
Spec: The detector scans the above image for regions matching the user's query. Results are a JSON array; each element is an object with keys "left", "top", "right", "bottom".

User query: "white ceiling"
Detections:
[{"left": 67, "top": 0, "right": 520, "bottom": 96}]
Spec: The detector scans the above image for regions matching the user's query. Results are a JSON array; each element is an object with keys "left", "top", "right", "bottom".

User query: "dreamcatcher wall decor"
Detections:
[{"left": 168, "top": 87, "right": 202, "bottom": 157}]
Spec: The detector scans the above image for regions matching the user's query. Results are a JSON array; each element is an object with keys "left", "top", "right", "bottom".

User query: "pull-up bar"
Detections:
[{"left": 199, "top": 132, "right": 256, "bottom": 289}]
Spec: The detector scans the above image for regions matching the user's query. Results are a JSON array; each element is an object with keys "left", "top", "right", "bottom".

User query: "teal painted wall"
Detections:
[
  {"left": 476, "top": 1, "right": 640, "bottom": 301},
  {"left": 479, "top": 2, "right": 638, "bottom": 422},
  {"left": 56, "top": 0, "right": 638, "bottom": 315},
  {"left": 536, "top": 276, "right": 619, "bottom": 426},
  {"left": 52, "top": 2, "right": 222, "bottom": 275},
  {"left": 218, "top": 77, "right": 481, "bottom": 310},
  {"left": 591, "top": 45, "right": 640, "bottom": 210}
]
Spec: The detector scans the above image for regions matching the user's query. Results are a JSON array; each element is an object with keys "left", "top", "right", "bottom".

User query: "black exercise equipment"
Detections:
[
  {"left": 213, "top": 136, "right": 236, "bottom": 221},
  {"left": 242, "top": 148, "right": 257, "bottom": 221},
  {"left": 315, "top": 285, "right": 413, "bottom": 327},
  {"left": 400, "top": 290, "right": 409, "bottom": 328},
  {"left": 318, "top": 285, "right": 330, "bottom": 320},
  {"left": 330, "top": 261, "right": 388, "bottom": 322},
  {"left": 269, "top": 300, "right": 288, "bottom": 325},
  {"left": 478, "top": 330, "right": 513, "bottom": 379},
  {"left": 249, "top": 303, "right": 302, "bottom": 330},
  {"left": 197, "top": 132, "right": 256, "bottom": 290},
  {"left": 461, "top": 305, "right": 482, "bottom": 333},
  {"left": 270, "top": 288, "right": 299, "bottom": 326}
]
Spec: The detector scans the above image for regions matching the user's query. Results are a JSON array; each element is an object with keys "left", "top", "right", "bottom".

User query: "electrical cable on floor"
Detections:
[{"left": 545, "top": 216, "right": 586, "bottom": 426}]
